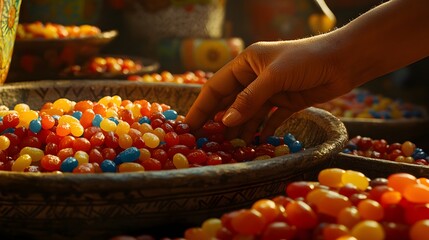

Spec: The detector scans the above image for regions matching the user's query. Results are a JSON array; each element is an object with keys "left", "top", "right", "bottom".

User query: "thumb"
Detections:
[{"left": 222, "top": 73, "right": 277, "bottom": 127}]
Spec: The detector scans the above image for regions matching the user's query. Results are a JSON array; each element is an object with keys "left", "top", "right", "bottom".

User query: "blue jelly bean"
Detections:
[
  {"left": 267, "top": 136, "right": 281, "bottom": 146},
  {"left": 346, "top": 141, "right": 358, "bottom": 151},
  {"left": 197, "top": 137, "right": 209, "bottom": 149},
  {"left": 29, "top": 119, "right": 42, "bottom": 133},
  {"left": 412, "top": 150, "right": 427, "bottom": 160},
  {"left": 284, "top": 133, "right": 296, "bottom": 146},
  {"left": 115, "top": 147, "right": 140, "bottom": 164},
  {"left": 412, "top": 109, "right": 423, "bottom": 118},
  {"left": 369, "top": 110, "right": 381, "bottom": 118},
  {"left": 403, "top": 111, "right": 413, "bottom": 118},
  {"left": 138, "top": 116, "right": 151, "bottom": 124},
  {"left": 72, "top": 111, "right": 82, "bottom": 120},
  {"left": 60, "top": 157, "right": 79, "bottom": 172},
  {"left": 109, "top": 117, "right": 119, "bottom": 125},
  {"left": 356, "top": 92, "right": 367, "bottom": 103},
  {"left": 1, "top": 128, "right": 14, "bottom": 134},
  {"left": 342, "top": 148, "right": 352, "bottom": 154},
  {"left": 163, "top": 109, "right": 178, "bottom": 120},
  {"left": 100, "top": 160, "right": 116, "bottom": 173},
  {"left": 290, "top": 141, "right": 303, "bottom": 153},
  {"left": 0, "top": 116, "right": 3, "bottom": 121},
  {"left": 381, "top": 111, "right": 392, "bottom": 119},
  {"left": 92, "top": 114, "right": 103, "bottom": 127}
]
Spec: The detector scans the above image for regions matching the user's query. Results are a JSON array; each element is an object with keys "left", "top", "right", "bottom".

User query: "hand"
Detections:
[{"left": 185, "top": 37, "right": 351, "bottom": 142}]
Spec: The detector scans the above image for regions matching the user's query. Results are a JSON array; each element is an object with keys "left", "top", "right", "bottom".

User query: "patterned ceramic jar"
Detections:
[
  {"left": 0, "top": 0, "right": 21, "bottom": 84},
  {"left": 157, "top": 37, "right": 244, "bottom": 73},
  {"left": 123, "top": 0, "right": 227, "bottom": 57}
]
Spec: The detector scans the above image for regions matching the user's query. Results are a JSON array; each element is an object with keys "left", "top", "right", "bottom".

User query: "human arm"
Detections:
[{"left": 184, "top": 0, "right": 429, "bottom": 142}]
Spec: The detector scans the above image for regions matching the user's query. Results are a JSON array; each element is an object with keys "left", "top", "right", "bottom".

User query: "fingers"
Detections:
[
  {"left": 185, "top": 57, "right": 258, "bottom": 131},
  {"left": 222, "top": 71, "right": 278, "bottom": 127}
]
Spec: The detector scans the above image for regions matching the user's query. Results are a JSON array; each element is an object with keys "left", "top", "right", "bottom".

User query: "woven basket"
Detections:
[{"left": 0, "top": 80, "right": 347, "bottom": 239}]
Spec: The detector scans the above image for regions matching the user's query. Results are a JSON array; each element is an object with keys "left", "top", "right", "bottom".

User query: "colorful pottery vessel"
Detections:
[{"left": 0, "top": 0, "right": 21, "bottom": 84}]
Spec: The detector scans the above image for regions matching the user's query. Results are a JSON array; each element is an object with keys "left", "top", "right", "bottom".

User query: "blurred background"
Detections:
[{"left": 12, "top": 0, "right": 429, "bottom": 112}]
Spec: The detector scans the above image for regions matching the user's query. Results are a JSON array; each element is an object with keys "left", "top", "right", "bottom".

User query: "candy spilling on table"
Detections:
[
  {"left": 0, "top": 96, "right": 303, "bottom": 173},
  {"left": 127, "top": 70, "right": 213, "bottom": 85},
  {"left": 111, "top": 168, "right": 429, "bottom": 240},
  {"left": 342, "top": 136, "right": 429, "bottom": 166},
  {"left": 16, "top": 21, "right": 102, "bottom": 39},
  {"left": 62, "top": 56, "right": 143, "bottom": 76},
  {"left": 315, "top": 89, "right": 426, "bottom": 119}
]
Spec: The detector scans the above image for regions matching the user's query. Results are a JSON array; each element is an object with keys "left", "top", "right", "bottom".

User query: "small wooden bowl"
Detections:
[
  {"left": 0, "top": 80, "right": 348, "bottom": 239},
  {"left": 6, "top": 31, "right": 118, "bottom": 82}
]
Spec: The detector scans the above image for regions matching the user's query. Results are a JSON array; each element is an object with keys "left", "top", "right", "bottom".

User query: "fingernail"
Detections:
[{"left": 222, "top": 108, "right": 241, "bottom": 126}]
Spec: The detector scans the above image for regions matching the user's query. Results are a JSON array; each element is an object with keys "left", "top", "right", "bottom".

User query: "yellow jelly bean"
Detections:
[
  {"left": 100, "top": 118, "right": 117, "bottom": 132},
  {"left": 70, "top": 123, "right": 84, "bottom": 137},
  {"left": 105, "top": 108, "right": 118, "bottom": 118},
  {"left": 12, "top": 154, "right": 32, "bottom": 172},
  {"left": 319, "top": 168, "right": 346, "bottom": 188},
  {"left": 402, "top": 141, "right": 416, "bottom": 157},
  {"left": 351, "top": 220, "right": 384, "bottom": 240},
  {"left": 115, "top": 121, "right": 130, "bottom": 135},
  {"left": 14, "top": 103, "right": 30, "bottom": 113},
  {"left": 98, "top": 96, "right": 112, "bottom": 106},
  {"left": 130, "top": 104, "right": 142, "bottom": 118},
  {"left": 342, "top": 170, "right": 369, "bottom": 191},
  {"left": 74, "top": 151, "right": 89, "bottom": 165},
  {"left": 152, "top": 127, "right": 165, "bottom": 142},
  {"left": 230, "top": 138, "right": 246, "bottom": 148},
  {"left": 0, "top": 135, "right": 11, "bottom": 150},
  {"left": 20, "top": 147, "right": 44, "bottom": 162},
  {"left": 111, "top": 95, "right": 122, "bottom": 107},
  {"left": 274, "top": 144, "right": 290, "bottom": 157},
  {"left": 52, "top": 98, "right": 73, "bottom": 113},
  {"left": 17, "top": 110, "right": 39, "bottom": 128},
  {"left": 201, "top": 218, "right": 222, "bottom": 238},
  {"left": 254, "top": 155, "right": 272, "bottom": 160},
  {"left": 58, "top": 115, "right": 80, "bottom": 125},
  {"left": 139, "top": 123, "right": 153, "bottom": 134},
  {"left": 138, "top": 148, "right": 151, "bottom": 161},
  {"left": 143, "top": 132, "right": 159, "bottom": 148},
  {"left": 118, "top": 162, "right": 145, "bottom": 172},
  {"left": 173, "top": 153, "right": 189, "bottom": 169}
]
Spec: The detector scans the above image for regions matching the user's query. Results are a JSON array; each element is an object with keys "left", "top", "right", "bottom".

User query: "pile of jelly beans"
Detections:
[
  {"left": 315, "top": 89, "right": 426, "bottom": 119},
  {"left": 62, "top": 57, "right": 143, "bottom": 76},
  {"left": 16, "top": 22, "right": 102, "bottom": 39},
  {"left": 127, "top": 70, "right": 212, "bottom": 85},
  {"left": 111, "top": 168, "right": 429, "bottom": 240},
  {"left": 0, "top": 96, "right": 302, "bottom": 173},
  {"left": 343, "top": 136, "right": 429, "bottom": 166}
]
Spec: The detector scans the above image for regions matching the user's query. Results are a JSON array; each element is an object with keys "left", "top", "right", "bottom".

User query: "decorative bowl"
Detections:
[
  {"left": 0, "top": 80, "right": 348, "bottom": 239},
  {"left": 59, "top": 55, "right": 160, "bottom": 80},
  {"left": 6, "top": 30, "right": 118, "bottom": 82}
]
